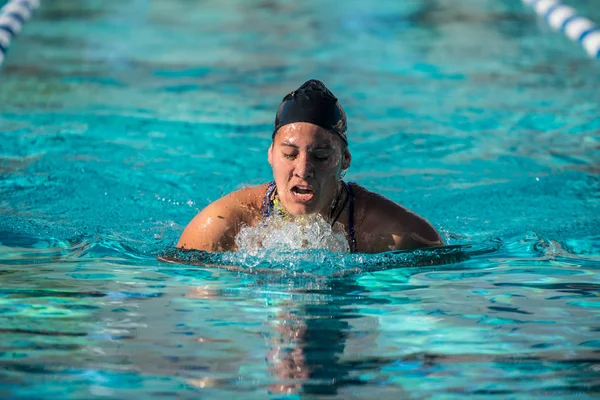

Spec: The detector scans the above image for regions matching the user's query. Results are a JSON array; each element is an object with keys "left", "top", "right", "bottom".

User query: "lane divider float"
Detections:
[
  {"left": 0, "top": 0, "right": 40, "bottom": 66},
  {"left": 522, "top": 0, "right": 600, "bottom": 58}
]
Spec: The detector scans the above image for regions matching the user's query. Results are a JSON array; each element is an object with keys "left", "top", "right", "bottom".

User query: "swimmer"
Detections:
[{"left": 177, "top": 79, "right": 443, "bottom": 253}]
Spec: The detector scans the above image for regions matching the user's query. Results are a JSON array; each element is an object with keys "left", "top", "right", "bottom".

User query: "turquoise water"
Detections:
[{"left": 1, "top": 0, "right": 599, "bottom": 398}]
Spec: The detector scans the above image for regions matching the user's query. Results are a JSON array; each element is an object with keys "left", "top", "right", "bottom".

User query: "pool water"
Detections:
[{"left": 1, "top": 0, "right": 599, "bottom": 398}]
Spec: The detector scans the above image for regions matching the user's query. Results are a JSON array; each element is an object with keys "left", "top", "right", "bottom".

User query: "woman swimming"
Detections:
[{"left": 177, "top": 79, "right": 443, "bottom": 253}]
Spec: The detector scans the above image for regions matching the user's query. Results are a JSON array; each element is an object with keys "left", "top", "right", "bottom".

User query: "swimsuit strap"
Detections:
[
  {"left": 261, "top": 181, "right": 277, "bottom": 217},
  {"left": 343, "top": 181, "right": 357, "bottom": 253},
  {"left": 330, "top": 184, "right": 349, "bottom": 227}
]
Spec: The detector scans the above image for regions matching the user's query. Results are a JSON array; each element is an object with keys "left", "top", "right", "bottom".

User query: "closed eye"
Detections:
[{"left": 311, "top": 150, "right": 333, "bottom": 161}]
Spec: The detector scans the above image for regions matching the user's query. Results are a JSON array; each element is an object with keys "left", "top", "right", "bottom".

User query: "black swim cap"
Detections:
[{"left": 273, "top": 79, "right": 347, "bottom": 144}]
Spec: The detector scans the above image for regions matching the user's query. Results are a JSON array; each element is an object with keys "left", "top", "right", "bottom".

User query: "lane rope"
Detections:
[
  {"left": 522, "top": 0, "right": 600, "bottom": 58},
  {"left": 0, "top": 0, "right": 40, "bottom": 66}
]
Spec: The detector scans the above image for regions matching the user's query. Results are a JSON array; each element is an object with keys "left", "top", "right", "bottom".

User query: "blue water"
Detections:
[{"left": 1, "top": 0, "right": 599, "bottom": 398}]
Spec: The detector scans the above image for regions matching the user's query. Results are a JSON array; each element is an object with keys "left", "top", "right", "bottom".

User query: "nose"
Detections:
[{"left": 293, "top": 152, "right": 314, "bottom": 179}]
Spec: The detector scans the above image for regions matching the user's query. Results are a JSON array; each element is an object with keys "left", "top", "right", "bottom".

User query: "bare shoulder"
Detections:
[
  {"left": 176, "top": 183, "right": 269, "bottom": 252},
  {"left": 351, "top": 183, "right": 443, "bottom": 252}
]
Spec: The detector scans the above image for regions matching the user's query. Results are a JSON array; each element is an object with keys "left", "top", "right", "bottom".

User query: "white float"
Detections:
[
  {"left": 0, "top": 0, "right": 40, "bottom": 66},
  {"left": 523, "top": 0, "right": 600, "bottom": 58}
]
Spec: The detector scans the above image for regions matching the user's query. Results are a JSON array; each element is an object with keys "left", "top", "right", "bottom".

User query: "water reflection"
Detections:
[{"left": 264, "top": 279, "right": 388, "bottom": 395}]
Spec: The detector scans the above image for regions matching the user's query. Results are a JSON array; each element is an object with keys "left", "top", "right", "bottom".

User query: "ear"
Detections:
[
  {"left": 268, "top": 143, "right": 273, "bottom": 166},
  {"left": 342, "top": 148, "right": 351, "bottom": 170}
]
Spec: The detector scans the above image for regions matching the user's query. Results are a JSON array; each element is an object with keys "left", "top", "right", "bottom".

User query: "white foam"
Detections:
[{"left": 235, "top": 213, "right": 350, "bottom": 255}]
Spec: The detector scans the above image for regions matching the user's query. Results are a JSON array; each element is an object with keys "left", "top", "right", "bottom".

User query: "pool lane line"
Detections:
[
  {"left": 0, "top": 0, "right": 40, "bottom": 66},
  {"left": 522, "top": 0, "right": 600, "bottom": 58}
]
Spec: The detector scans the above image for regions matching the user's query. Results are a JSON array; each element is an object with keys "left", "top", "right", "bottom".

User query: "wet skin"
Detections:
[
  {"left": 267, "top": 123, "right": 351, "bottom": 216},
  {"left": 177, "top": 122, "right": 443, "bottom": 253}
]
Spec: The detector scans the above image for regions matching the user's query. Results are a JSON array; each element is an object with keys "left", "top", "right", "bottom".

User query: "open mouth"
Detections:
[{"left": 290, "top": 185, "right": 315, "bottom": 203}]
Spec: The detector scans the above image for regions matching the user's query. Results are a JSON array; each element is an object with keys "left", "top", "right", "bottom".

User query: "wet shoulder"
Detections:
[
  {"left": 217, "top": 182, "right": 271, "bottom": 224},
  {"left": 349, "top": 183, "right": 442, "bottom": 249},
  {"left": 349, "top": 183, "right": 407, "bottom": 226}
]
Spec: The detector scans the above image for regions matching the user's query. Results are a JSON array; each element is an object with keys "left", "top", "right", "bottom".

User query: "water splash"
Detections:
[
  {"left": 235, "top": 213, "right": 350, "bottom": 254},
  {"left": 159, "top": 239, "right": 501, "bottom": 278}
]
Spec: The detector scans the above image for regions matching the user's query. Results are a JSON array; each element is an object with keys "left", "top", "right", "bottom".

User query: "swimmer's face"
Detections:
[{"left": 268, "top": 122, "right": 351, "bottom": 216}]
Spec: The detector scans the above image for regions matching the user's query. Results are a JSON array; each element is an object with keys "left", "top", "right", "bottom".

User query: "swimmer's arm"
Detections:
[
  {"left": 176, "top": 199, "right": 242, "bottom": 252},
  {"left": 363, "top": 204, "right": 443, "bottom": 253},
  {"left": 389, "top": 214, "right": 444, "bottom": 250}
]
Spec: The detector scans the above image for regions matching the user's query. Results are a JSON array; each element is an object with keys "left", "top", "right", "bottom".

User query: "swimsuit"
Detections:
[{"left": 261, "top": 181, "right": 357, "bottom": 253}]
